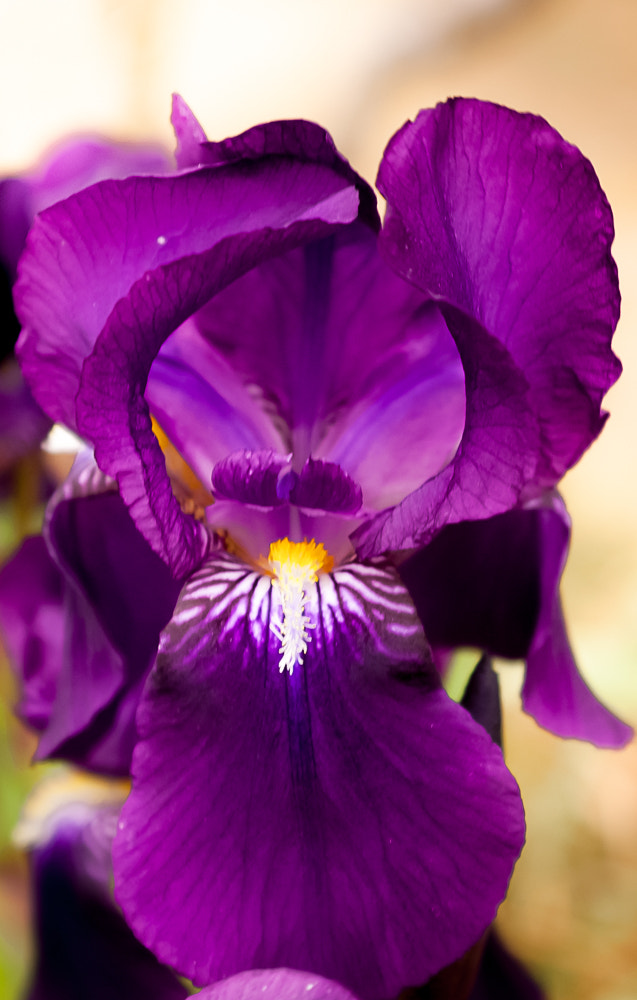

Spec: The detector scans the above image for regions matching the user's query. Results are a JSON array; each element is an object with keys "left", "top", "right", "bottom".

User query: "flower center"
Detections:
[{"left": 267, "top": 538, "right": 334, "bottom": 674}]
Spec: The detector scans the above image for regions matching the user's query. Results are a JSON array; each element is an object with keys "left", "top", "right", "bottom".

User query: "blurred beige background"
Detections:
[{"left": 1, "top": 0, "right": 636, "bottom": 997}]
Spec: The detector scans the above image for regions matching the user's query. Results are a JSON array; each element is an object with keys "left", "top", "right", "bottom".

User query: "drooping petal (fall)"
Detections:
[
  {"left": 400, "top": 495, "right": 631, "bottom": 748},
  {"left": 114, "top": 553, "right": 524, "bottom": 999}
]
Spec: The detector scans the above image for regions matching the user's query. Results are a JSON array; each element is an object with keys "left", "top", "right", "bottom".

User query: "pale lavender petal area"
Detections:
[
  {"left": 204, "top": 500, "right": 362, "bottom": 567},
  {"left": 320, "top": 304, "right": 464, "bottom": 510},
  {"left": 352, "top": 308, "right": 538, "bottom": 556},
  {"left": 356, "top": 98, "right": 620, "bottom": 556},
  {"left": 28, "top": 138, "right": 168, "bottom": 216},
  {"left": 147, "top": 319, "right": 285, "bottom": 489},
  {"left": 400, "top": 496, "right": 631, "bottom": 748},
  {"left": 113, "top": 555, "right": 524, "bottom": 998},
  {"left": 195, "top": 969, "right": 359, "bottom": 1000}
]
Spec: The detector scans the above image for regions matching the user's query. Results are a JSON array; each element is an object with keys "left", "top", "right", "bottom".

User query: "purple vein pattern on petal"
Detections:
[
  {"left": 113, "top": 554, "right": 524, "bottom": 999},
  {"left": 196, "top": 968, "right": 359, "bottom": 1000},
  {"left": 356, "top": 98, "right": 620, "bottom": 556},
  {"left": 400, "top": 495, "right": 631, "bottom": 748}
]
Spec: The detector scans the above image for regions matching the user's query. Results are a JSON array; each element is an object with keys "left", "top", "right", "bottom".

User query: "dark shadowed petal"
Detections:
[
  {"left": 0, "top": 256, "right": 22, "bottom": 361},
  {"left": 113, "top": 554, "right": 524, "bottom": 999},
  {"left": 19, "top": 777, "right": 186, "bottom": 1000},
  {"left": 0, "top": 454, "right": 181, "bottom": 773},
  {"left": 196, "top": 969, "right": 359, "bottom": 1000},
  {"left": 0, "top": 177, "right": 31, "bottom": 283},
  {"left": 461, "top": 656, "right": 502, "bottom": 748},
  {"left": 290, "top": 457, "right": 362, "bottom": 513},
  {"left": 42, "top": 460, "right": 181, "bottom": 771},
  {"left": 400, "top": 496, "right": 631, "bottom": 748},
  {"left": 356, "top": 98, "right": 620, "bottom": 555},
  {"left": 469, "top": 933, "right": 545, "bottom": 1000}
]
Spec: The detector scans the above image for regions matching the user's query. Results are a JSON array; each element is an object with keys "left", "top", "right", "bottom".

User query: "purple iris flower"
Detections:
[{"left": 7, "top": 94, "right": 625, "bottom": 995}]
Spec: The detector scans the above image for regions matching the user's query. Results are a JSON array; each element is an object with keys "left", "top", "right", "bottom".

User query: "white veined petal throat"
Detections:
[{"left": 267, "top": 538, "right": 334, "bottom": 674}]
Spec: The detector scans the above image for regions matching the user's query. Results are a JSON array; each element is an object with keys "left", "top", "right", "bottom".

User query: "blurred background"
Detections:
[{"left": 1, "top": 0, "right": 636, "bottom": 996}]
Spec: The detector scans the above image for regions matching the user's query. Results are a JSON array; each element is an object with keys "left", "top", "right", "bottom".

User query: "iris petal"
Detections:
[
  {"left": 113, "top": 554, "right": 524, "bottom": 998},
  {"left": 0, "top": 454, "right": 181, "bottom": 773},
  {"left": 195, "top": 969, "right": 359, "bottom": 1000},
  {"left": 355, "top": 98, "right": 620, "bottom": 555},
  {"left": 400, "top": 496, "right": 631, "bottom": 748}
]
